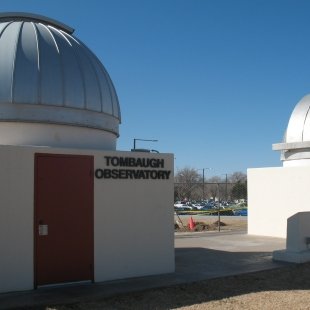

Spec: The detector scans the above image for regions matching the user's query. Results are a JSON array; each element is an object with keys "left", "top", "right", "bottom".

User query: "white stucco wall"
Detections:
[
  {"left": 0, "top": 145, "right": 174, "bottom": 294},
  {"left": 248, "top": 166, "right": 310, "bottom": 238},
  {"left": 0, "top": 147, "right": 35, "bottom": 293},
  {"left": 94, "top": 152, "right": 175, "bottom": 281}
]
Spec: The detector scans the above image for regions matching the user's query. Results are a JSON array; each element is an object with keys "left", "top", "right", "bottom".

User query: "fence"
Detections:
[{"left": 174, "top": 181, "right": 247, "bottom": 202}]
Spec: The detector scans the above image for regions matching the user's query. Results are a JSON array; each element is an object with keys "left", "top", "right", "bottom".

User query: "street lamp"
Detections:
[{"left": 133, "top": 138, "right": 158, "bottom": 151}]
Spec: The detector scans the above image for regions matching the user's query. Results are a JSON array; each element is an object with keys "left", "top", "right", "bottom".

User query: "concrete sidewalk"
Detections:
[{"left": 0, "top": 231, "right": 288, "bottom": 309}]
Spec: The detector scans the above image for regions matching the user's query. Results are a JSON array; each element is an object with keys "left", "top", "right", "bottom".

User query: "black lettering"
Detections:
[
  {"left": 132, "top": 170, "right": 138, "bottom": 178},
  {"left": 103, "top": 169, "right": 112, "bottom": 178},
  {"left": 149, "top": 159, "right": 157, "bottom": 168},
  {"left": 163, "top": 171, "right": 171, "bottom": 179},
  {"left": 143, "top": 170, "right": 149, "bottom": 179},
  {"left": 104, "top": 156, "right": 112, "bottom": 166},
  {"left": 126, "top": 170, "right": 133, "bottom": 179},
  {"left": 118, "top": 169, "right": 127, "bottom": 179},
  {"left": 111, "top": 157, "right": 119, "bottom": 166},
  {"left": 119, "top": 157, "right": 129, "bottom": 167},
  {"left": 95, "top": 169, "right": 104, "bottom": 179},
  {"left": 96, "top": 167, "right": 171, "bottom": 180},
  {"left": 157, "top": 171, "right": 164, "bottom": 179},
  {"left": 111, "top": 169, "right": 119, "bottom": 179},
  {"left": 150, "top": 171, "right": 158, "bottom": 179},
  {"left": 138, "top": 170, "right": 146, "bottom": 179},
  {"left": 158, "top": 159, "right": 164, "bottom": 168}
]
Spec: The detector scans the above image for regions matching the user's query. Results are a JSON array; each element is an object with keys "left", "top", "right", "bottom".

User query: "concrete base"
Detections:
[{"left": 273, "top": 249, "right": 310, "bottom": 263}]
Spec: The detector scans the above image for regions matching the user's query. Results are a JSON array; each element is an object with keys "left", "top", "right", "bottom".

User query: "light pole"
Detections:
[
  {"left": 225, "top": 173, "right": 228, "bottom": 202},
  {"left": 217, "top": 183, "right": 221, "bottom": 231},
  {"left": 133, "top": 138, "right": 158, "bottom": 150},
  {"left": 221, "top": 173, "right": 230, "bottom": 202},
  {"left": 199, "top": 168, "right": 211, "bottom": 201}
]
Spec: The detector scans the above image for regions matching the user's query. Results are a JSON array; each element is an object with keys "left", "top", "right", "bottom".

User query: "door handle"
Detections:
[{"left": 38, "top": 223, "right": 48, "bottom": 236}]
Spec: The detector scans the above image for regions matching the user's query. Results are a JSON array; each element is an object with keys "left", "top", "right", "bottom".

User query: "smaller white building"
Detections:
[{"left": 248, "top": 94, "right": 310, "bottom": 238}]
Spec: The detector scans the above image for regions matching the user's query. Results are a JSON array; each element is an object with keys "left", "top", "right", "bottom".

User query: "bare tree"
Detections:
[
  {"left": 228, "top": 172, "right": 247, "bottom": 201},
  {"left": 174, "top": 169, "right": 247, "bottom": 202},
  {"left": 175, "top": 167, "right": 200, "bottom": 201},
  {"left": 231, "top": 181, "right": 247, "bottom": 200},
  {"left": 228, "top": 172, "right": 247, "bottom": 183},
  {"left": 207, "top": 176, "right": 222, "bottom": 201}
]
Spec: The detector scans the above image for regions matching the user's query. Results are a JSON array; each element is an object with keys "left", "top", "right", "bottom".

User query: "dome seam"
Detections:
[
  {"left": 46, "top": 25, "right": 67, "bottom": 107},
  {"left": 78, "top": 40, "right": 117, "bottom": 116},
  {"left": 63, "top": 32, "right": 87, "bottom": 109},
  {"left": 76, "top": 38, "right": 104, "bottom": 113},
  {"left": 45, "top": 25, "right": 66, "bottom": 107},
  {"left": 0, "top": 21, "right": 10, "bottom": 37},
  {"left": 97, "top": 62, "right": 121, "bottom": 120},
  {"left": 302, "top": 104, "right": 310, "bottom": 142},
  {"left": 10, "top": 21, "right": 22, "bottom": 105},
  {"left": 31, "top": 22, "right": 41, "bottom": 105},
  {"left": 75, "top": 38, "right": 106, "bottom": 115}
]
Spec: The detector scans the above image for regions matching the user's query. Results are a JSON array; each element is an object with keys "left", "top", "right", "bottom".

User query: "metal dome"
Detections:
[
  {"left": 0, "top": 13, "right": 121, "bottom": 140},
  {"left": 273, "top": 94, "right": 310, "bottom": 166}
]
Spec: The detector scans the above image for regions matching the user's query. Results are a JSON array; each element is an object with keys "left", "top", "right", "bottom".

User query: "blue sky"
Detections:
[{"left": 2, "top": 0, "right": 310, "bottom": 177}]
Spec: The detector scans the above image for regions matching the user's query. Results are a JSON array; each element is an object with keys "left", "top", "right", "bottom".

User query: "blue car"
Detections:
[{"left": 234, "top": 209, "right": 247, "bottom": 216}]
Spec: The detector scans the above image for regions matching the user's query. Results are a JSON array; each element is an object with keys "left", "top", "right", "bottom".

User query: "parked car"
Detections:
[{"left": 234, "top": 209, "right": 247, "bottom": 216}]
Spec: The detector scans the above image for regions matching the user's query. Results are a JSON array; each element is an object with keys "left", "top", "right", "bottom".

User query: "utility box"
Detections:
[{"left": 273, "top": 212, "right": 310, "bottom": 263}]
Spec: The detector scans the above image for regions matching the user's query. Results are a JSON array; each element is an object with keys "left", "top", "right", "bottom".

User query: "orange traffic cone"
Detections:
[{"left": 189, "top": 216, "right": 195, "bottom": 230}]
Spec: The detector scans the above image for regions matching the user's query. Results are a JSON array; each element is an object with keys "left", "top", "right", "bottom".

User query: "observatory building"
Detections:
[
  {"left": 248, "top": 94, "right": 310, "bottom": 244},
  {"left": 0, "top": 13, "right": 174, "bottom": 294}
]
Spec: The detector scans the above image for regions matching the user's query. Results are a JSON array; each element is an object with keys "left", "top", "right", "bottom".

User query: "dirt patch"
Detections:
[{"left": 175, "top": 218, "right": 243, "bottom": 232}]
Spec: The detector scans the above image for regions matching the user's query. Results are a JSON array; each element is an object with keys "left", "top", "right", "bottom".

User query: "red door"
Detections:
[{"left": 34, "top": 154, "right": 94, "bottom": 287}]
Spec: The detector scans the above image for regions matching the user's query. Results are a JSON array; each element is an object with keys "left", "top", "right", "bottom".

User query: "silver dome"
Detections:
[
  {"left": 273, "top": 94, "right": 310, "bottom": 165},
  {"left": 0, "top": 12, "right": 121, "bottom": 136}
]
